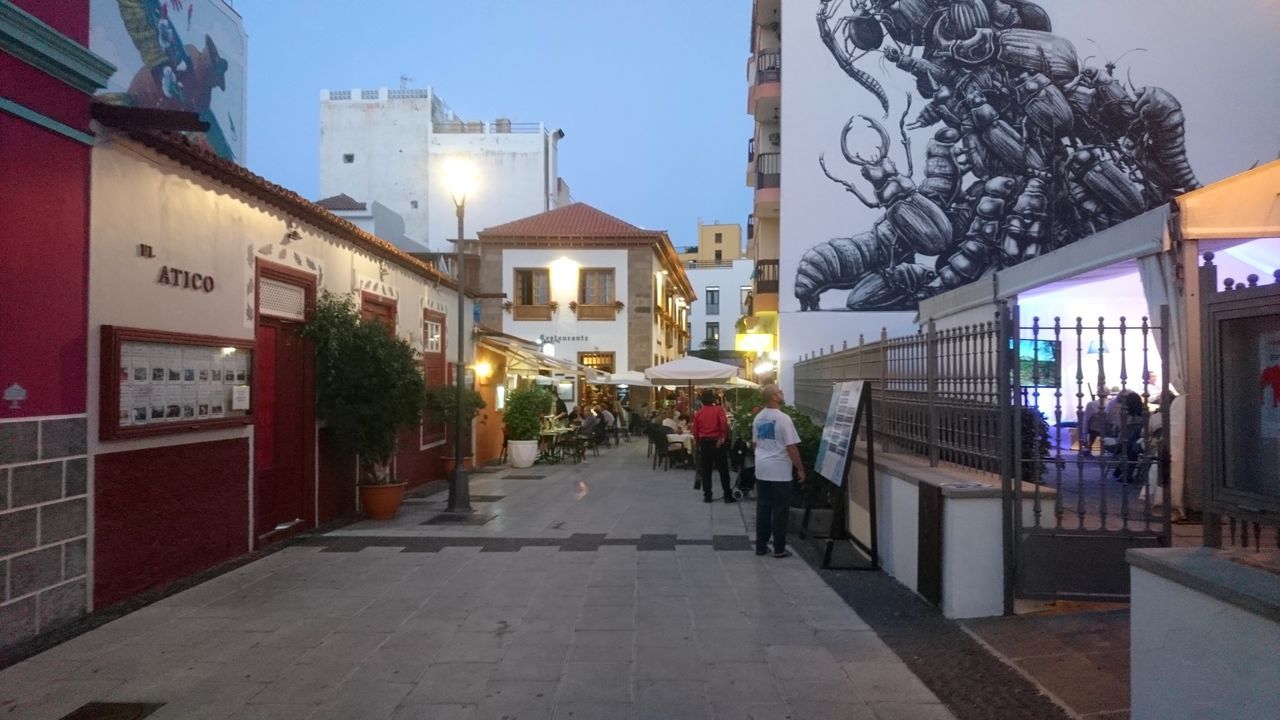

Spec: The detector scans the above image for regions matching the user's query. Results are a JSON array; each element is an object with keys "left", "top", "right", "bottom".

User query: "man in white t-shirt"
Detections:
[{"left": 752, "top": 384, "right": 806, "bottom": 558}]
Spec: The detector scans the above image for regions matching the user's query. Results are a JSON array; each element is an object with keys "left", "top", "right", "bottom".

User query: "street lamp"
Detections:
[{"left": 443, "top": 157, "right": 477, "bottom": 513}]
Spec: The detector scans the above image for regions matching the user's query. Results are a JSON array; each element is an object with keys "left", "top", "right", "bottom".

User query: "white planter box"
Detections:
[{"left": 508, "top": 439, "right": 539, "bottom": 468}]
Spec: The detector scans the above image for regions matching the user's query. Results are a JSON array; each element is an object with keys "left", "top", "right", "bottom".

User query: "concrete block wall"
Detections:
[{"left": 0, "top": 417, "right": 89, "bottom": 650}]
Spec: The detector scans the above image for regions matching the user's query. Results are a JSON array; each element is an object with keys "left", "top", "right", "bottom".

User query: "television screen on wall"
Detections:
[{"left": 1018, "top": 339, "right": 1061, "bottom": 388}]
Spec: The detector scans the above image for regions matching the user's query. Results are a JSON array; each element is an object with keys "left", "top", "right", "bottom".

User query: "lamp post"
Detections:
[{"left": 444, "top": 158, "right": 477, "bottom": 513}]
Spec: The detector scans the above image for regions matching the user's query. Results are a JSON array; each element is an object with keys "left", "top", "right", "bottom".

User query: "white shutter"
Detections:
[{"left": 258, "top": 278, "right": 306, "bottom": 320}]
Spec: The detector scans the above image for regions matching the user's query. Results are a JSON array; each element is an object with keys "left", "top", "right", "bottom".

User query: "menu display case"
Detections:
[{"left": 100, "top": 326, "right": 255, "bottom": 440}]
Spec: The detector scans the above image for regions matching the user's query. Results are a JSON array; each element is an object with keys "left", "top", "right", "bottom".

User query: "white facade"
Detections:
[
  {"left": 686, "top": 259, "right": 754, "bottom": 350},
  {"left": 89, "top": 132, "right": 471, "bottom": 460},
  {"left": 319, "top": 87, "right": 566, "bottom": 252},
  {"left": 500, "top": 249, "right": 632, "bottom": 373}
]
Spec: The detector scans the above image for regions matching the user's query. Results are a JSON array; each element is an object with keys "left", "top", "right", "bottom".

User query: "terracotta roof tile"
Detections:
[
  {"left": 93, "top": 106, "right": 460, "bottom": 293},
  {"left": 479, "top": 202, "right": 661, "bottom": 239},
  {"left": 315, "top": 193, "right": 367, "bottom": 211}
]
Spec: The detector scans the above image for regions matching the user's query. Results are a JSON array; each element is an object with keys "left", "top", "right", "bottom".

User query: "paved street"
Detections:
[{"left": 0, "top": 440, "right": 957, "bottom": 720}]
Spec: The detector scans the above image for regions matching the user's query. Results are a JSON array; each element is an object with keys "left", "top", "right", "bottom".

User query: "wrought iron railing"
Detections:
[
  {"left": 756, "top": 153, "right": 780, "bottom": 189},
  {"left": 795, "top": 322, "right": 1002, "bottom": 473},
  {"left": 756, "top": 49, "right": 781, "bottom": 83},
  {"left": 754, "top": 259, "right": 779, "bottom": 294}
]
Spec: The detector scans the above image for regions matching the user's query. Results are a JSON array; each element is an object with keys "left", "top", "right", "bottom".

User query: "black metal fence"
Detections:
[
  {"left": 794, "top": 322, "right": 1001, "bottom": 472},
  {"left": 756, "top": 49, "right": 781, "bottom": 83}
]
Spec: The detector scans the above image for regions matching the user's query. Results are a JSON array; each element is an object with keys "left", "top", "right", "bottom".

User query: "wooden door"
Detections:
[{"left": 254, "top": 268, "right": 315, "bottom": 545}]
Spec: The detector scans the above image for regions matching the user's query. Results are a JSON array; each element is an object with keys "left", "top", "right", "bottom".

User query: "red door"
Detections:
[{"left": 254, "top": 272, "right": 314, "bottom": 546}]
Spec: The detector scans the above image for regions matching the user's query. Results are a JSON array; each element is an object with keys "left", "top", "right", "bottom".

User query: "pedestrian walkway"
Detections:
[{"left": 1, "top": 441, "right": 956, "bottom": 720}]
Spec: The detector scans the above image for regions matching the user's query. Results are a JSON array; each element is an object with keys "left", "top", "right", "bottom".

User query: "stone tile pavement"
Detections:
[{"left": 0, "top": 441, "right": 962, "bottom": 719}]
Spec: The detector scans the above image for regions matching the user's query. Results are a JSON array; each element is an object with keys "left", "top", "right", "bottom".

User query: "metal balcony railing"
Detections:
[
  {"left": 754, "top": 259, "right": 779, "bottom": 294},
  {"left": 756, "top": 49, "right": 781, "bottom": 84},
  {"left": 756, "top": 153, "right": 780, "bottom": 189}
]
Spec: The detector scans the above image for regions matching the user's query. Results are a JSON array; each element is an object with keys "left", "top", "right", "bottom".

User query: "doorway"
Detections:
[{"left": 254, "top": 264, "right": 315, "bottom": 546}]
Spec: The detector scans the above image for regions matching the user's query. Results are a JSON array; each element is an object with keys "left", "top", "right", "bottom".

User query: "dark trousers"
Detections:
[
  {"left": 756, "top": 480, "right": 792, "bottom": 553},
  {"left": 698, "top": 439, "right": 731, "bottom": 499}
]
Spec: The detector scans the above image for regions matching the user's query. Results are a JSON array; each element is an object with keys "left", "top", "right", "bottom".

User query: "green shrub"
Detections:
[
  {"left": 1020, "top": 406, "right": 1051, "bottom": 484},
  {"left": 423, "top": 384, "right": 487, "bottom": 441},
  {"left": 505, "top": 386, "right": 551, "bottom": 441},
  {"left": 301, "top": 291, "right": 425, "bottom": 484}
]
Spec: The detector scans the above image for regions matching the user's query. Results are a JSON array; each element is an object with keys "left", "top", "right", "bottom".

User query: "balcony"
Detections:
[
  {"left": 754, "top": 259, "right": 779, "bottom": 295},
  {"left": 748, "top": 49, "right": 781, "bottom": 120},
  {"left": 576, "top": 304, "right": 616, "bottom": 321},
  {"left": 747, "top": 214, "right": 755, "bottom": 241},
  {"left": 754, "top": 153, "right": 780, "bottom": 216},
  {"left": 512, "top": 304, "right": 553, "bottom": 321}
]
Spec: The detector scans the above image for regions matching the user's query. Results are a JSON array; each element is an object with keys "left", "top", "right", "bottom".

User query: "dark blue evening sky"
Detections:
[{"left": 243, "top": 0, "right": 754, "bottom": 249}]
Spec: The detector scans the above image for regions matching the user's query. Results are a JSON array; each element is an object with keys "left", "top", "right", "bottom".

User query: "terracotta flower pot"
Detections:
[
  {"left": 442, "top": 456, "right": 474, "bottom": 476},
  {"left": 359, "top": 482, "right": 407, "bottom": 520}
]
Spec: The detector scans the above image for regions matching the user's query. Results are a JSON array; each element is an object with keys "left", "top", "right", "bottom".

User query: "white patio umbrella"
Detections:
[
  {"left": 601, "top": 370, "right": 653, "bottom": 387},
  {"left": 644, "top": 356, "right": 741, "bottom": 383}
]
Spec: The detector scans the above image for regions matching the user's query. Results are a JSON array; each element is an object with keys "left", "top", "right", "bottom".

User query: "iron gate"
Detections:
[{"left": 1002, "top": 305, "right": 1173, "bottom": 603}]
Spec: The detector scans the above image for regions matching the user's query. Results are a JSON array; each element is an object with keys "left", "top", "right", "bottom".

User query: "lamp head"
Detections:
[{"left": 443, "top": 156, "right": 478, "bottom": 206}]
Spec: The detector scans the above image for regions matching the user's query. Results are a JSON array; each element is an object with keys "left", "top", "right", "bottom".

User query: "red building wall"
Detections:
[
  {"left": 0, "top": 7, "right": 92, "bottom": 419},
  {"left": 94, "top": 439, "right": 250, "bottom": 608},
  {"left": 12, "top": 0, "right": 89, "bottom": 43}
]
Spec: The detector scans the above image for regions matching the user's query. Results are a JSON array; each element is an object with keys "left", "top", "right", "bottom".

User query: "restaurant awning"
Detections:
[{"left": 477, "top": 332, "right": 607, "bottom": 382}]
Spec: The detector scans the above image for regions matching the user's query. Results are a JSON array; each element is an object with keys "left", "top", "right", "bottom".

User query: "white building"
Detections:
[
  {"left": 686, "top": 258, "right": 754, "bottom": 353},
  {"left": 319, "top": 86, "right": 569, "bottom": 253},
  {"left": 475, "top": 203, "right": 696, "bottom": 404}
]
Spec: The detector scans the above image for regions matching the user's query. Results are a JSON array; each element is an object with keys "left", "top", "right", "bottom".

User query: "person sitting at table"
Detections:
[
  {"left": 580, "top": 407, "right": 602, "bottom": 436},
  {"left": 661, "top": 410, "right": 681, "bottom": 435}
]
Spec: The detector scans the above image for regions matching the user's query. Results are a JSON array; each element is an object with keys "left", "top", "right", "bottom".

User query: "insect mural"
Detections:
[{"left": 798, "top": 0, "right": 1199, "bottom": 312}]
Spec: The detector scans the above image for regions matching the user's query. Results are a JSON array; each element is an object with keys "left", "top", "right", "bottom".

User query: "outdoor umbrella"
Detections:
[
  {"left": 645, "top": 357, "right": 743, "bottom": 417},
  {"left": 601, "top": 370, "right": 653, "bottom": 387},
  {"left": 643, "top": 356, "right": 740, "bottom": 383}
]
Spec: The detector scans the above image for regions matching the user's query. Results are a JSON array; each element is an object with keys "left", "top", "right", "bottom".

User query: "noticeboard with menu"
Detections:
[{"left": 99, "top": 326, "right": 254, "bottom": 440}]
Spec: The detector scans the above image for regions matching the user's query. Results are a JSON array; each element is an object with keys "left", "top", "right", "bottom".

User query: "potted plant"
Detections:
[
  {"left": 505, "top": 386, "right": 550, "bottom": 468},
  {"left": 423, "top": 384, "right": 487, "bottom": 474},
  {"left": 568, "top": 300, "right": 580, "bottom": 313},
  {"left": 302, "top": 291, "right": 426, "bottom": 520}
]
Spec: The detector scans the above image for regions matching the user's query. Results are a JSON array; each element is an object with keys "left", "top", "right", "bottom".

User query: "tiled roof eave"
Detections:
[{"left": 110, "top": 128, "right": 465, "bottom": 295}]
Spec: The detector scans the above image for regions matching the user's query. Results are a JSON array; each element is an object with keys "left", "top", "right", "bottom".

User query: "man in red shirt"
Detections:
[{"left": 693, "top": 391, "right": 735, "bottom": 503}]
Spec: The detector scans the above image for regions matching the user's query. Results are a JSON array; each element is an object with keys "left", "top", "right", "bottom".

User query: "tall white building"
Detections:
[{"left": 319, "top": 86, "right": 569, "bottom": 252}]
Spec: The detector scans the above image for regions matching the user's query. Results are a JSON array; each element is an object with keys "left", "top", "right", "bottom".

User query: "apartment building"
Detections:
[
  {"left": 679, "top": 223, "right": 755, "bottom": 365},
  {"left": 319, "top": 86, "right": 569, "bottom": 253}
]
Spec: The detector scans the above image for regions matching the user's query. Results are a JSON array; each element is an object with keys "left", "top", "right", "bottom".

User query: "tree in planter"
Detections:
[
  {"left": 423, "top": 384, "right": 486, "bottom": 466},
  {"left": 301, "top": 292, "right": 425, "bottom": 518},
  {"left": 692, "top": 337, "right": 721, "bottom": 362},
  {"left": 504, "top": 386, "right": 551, "bottom": 467}
]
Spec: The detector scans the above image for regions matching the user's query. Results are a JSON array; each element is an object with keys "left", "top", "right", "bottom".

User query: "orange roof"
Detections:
[{"left": 479, "top": 202, "right": 662, "bottom": 240}]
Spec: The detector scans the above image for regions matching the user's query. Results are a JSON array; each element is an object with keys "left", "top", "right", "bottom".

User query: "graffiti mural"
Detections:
[
  {"left": 91, "top": 0, "right": 246, "bottom": 162},
  {"left": 796, "top": 0, "right": 1198, "bottom": 311}
]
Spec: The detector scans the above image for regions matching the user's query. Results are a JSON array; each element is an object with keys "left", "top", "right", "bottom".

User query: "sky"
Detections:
[{"left": 241, "top": 0, "right": 755, "bottom": 250}]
